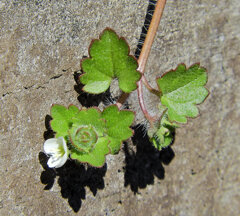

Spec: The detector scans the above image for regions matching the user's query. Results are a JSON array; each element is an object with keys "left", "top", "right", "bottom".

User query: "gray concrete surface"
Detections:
[{"left": 0, "top": 0, "right": 240, "bottom": 215}]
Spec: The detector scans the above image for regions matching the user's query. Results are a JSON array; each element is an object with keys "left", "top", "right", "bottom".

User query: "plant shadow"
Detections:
[
  {"left": 124, "top": 124, "right": 175, "bottom": 193},
  {"left": 123, "top": 0, "right": 175, "bottom": 193},
  {"left": 40, "top": 0, "right": 172, "bottom": 210},
  {"left": 73, "top": 69, "right": 112, "bottom": 108},
  {"left": 40, "top": 64, "right": 114, "bottom": 213},
  {"left": 40, "top": 114, "right": 107, "bottom": 213}
]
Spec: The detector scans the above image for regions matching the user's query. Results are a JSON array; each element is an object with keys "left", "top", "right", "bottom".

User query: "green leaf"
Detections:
[
  {"left": 157, "top": 64, "right": 209, "bottom": 123},
  {"left": 148, "top": 112, "right": 177, "bottom": 151},
  {"left": 71, "top": 137, "right": 110, "bottom": 167},
  {"left": 50, "top": 105, "right": 110, "bottom": 167},
  {"left": 68, "top": 108, "right": 105, "bottom": 153},
  {"left": 69, "top": 124, "right": 99, "bottom": 153},
  {"left": 80, "top": 28, "right": 141, "bottom": 94},
  {"left": 73, "top": 108, "right": 105, "bottom": 136},
  {"left": 67, "top": 108, "right": 109, "bottom": 167},
  {"left": 50, "top": 104, "right": 79, "bottom": 138},
  {"left": 102, "top": 105, "right": 134, "bottom": 154},
  {"left": 50, "top": 105, "right": 134, "bottom": 166}
]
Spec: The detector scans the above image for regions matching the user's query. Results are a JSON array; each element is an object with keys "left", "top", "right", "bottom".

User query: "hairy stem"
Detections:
[
  {"left": 116, "top": 0, "right": 166, "bottom": 117},
  {"left": 138, "top": 78, "right": 156, "bottom": 126},
  {"left": 137, "top": 0, "right": 166, "bottom": 74},
  {"left": 142, "top": 75, "right": 161, "bottom": 97},
  {"left": 137, "top": 0, "right": 166, "bottom": 124}
]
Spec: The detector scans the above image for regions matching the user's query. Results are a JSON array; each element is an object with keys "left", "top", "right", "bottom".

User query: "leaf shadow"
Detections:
[
  {"left": 40, "top": 115, "right": 107, "bottom": 213},
  {"left": 124, "top": 124, "right": 175, "bottom": 193},
  {"left": 73, "top": 68, "right": 112, "bottom": 108}
]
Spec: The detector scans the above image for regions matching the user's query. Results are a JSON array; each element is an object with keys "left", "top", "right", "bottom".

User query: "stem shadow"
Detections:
[{"left": 124, "top": 124, "right": 175, "bottom": 193}]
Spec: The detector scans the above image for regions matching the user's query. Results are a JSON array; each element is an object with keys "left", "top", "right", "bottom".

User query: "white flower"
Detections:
[{"left": 44, "top": 137, "right": 69, "bottom": 168}]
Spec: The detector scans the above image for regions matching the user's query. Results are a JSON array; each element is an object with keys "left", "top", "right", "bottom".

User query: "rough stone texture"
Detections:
[{"left": 0, "top": 0, "right": 240, "bottom": 215}]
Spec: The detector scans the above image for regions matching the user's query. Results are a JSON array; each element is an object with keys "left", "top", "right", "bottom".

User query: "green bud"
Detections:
[
  {"left": 69, "top": 124, "right": 98, "bottom": 153},
  {"left": 148, "top": 112, "right": 177, "bottom": 151}
]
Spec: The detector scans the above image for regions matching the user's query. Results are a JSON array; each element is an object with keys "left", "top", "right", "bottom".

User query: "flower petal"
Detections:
[
  {"left": 47, "top": 155, "right": 67, "bottom": 168},
  {"left": 55, "top": 152, "right": 68, "bottom": 168},
  {"left": 58, "top": 137, "right": 68, "bottom": 152},
  {"left": 44, "top": 138, "right": 60, "bottom": 154},
  {"left": 44, "top": 137, "right": 69, "bottom": 168}
]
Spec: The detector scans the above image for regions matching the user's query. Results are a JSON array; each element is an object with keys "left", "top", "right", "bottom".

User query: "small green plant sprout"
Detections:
[
  {"left": 43, "top": 0, "right": 208, "bottom": 168},
  {"left": 45, "top": 104, "right": 134, "bottom": 167}
]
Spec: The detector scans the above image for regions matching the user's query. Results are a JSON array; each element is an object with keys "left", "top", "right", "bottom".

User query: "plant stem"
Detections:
[
  {"left": 116, "top": 0, "right": 166, "bottom": 120},
  {"left": 116, "top": 93, "right": 129, "bottom": 109},
  {"left": 137, "top": 78, "right": 156, "bottom": 125},
  {"left": 137, "top": 0, "right": 166, "bottom": 124},
  {"left": 137, "top": 0, "right": 166, "bottom": 74},
  {"left": 142, "top": 75, "right": 161, "bottom": 96}
]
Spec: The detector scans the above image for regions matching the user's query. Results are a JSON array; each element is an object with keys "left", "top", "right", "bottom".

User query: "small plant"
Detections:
[
  {"left": 43, "top": 0, "right": 208, "bottom": 168},
  {"left": 46, "top": 104, "right": 134, "bottom": 167}
]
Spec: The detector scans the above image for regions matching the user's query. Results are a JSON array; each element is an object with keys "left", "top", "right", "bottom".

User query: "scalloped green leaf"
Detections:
[
  {"left": 50, "top": 105, "right": 134, "bottom": 166},
  {"left": 102, "top": 105, "right": 134, "bottom": 154},
  {"left": 67, "top": 108, "right": 109, "bottom": 167},
  {"left": 50, "top": 105, "right": 110, "bottom": 167},
  {"left": 50, "top": 104, "right": 79, "bottom": 138},
  {"left": 80, "top": 28, "right": 141, "bottom": 94},
  {"left": 71, "top": 137, "right": 110, "bottom": 167},
  {"left": 73, "top": 108, "right": 105, "bottom": 136},
  {"left": 157, "top": 64, "right": 209, "bottom": 123}
]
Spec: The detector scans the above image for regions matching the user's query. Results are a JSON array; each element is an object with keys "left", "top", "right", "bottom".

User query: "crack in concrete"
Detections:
[
  {"left": 49, "top": 74, "right": 63, "bottom": 80},
  {"left": 2, "top": 91, "right": 14, "bottom": 97},
  {"left": 1, "top": 69, "right": 73, "bottom": 98}
]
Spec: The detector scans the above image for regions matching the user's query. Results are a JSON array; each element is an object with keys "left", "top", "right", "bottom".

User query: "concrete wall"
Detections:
[{"left": 1, "top": 0, "right": 239, "bottom": 215}]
